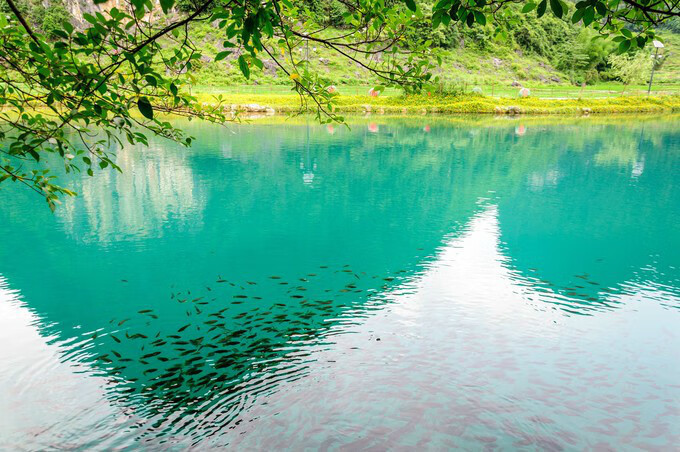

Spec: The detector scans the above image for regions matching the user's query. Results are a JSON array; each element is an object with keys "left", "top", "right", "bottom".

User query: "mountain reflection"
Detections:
[
  {"left": 0, "top": 116, "right": 678, "bottom": 446},
  {"left": 58, "top": 142, "right": 205, "bottom": 242}
]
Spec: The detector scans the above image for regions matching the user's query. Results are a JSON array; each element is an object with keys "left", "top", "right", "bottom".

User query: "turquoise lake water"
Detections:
[{"left": 0, "top": 116, "right": 679, "bottom": 449}]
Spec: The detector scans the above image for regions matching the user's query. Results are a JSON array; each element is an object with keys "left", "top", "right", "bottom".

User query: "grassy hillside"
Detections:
[{"left": 182, "top": 16, "right": 680, "bottom": 95}]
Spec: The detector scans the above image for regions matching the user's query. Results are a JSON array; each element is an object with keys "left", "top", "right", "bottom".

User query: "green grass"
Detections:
[
  {"left": 192, "top": 92, "right": 680, "bottom": 115},
  {"left": 190, "top": 82, "right": 680, "bottom": 99}
]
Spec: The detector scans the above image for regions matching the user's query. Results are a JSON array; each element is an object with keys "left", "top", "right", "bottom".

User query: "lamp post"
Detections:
[{"left": 647, "top": 40, "right": 665, "bottom": 95}]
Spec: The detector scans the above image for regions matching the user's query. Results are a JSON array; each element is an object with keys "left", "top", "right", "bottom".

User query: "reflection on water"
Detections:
[
  {"left": 58, "top": 142, "right": 205, "bottom": 242},
  {"left": 0, "top": 116, "right": 678, "bottom": 449}
]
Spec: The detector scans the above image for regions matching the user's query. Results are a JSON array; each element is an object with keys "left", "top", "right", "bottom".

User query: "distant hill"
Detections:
[{"left": 5, "top": 0, "right": 678, "bottom": 89}]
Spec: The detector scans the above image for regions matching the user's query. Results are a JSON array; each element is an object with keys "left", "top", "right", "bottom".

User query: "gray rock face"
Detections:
[
  {"left": 263, "top": 59, "right": 279, "bottom": 76},
  {"left": 63, "top": 0, "right": 163, "bottom": 27}
]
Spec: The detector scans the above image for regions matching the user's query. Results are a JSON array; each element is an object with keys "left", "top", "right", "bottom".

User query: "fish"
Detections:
[{"left": 127, "top": 333, "right": 148, "bottom": 339}]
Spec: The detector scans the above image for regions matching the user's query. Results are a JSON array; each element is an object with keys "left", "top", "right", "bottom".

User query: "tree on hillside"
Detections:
[
  {"left": 1, "top": 0, "right": 678, "bottom": 208},
  {"left": 607, "top": 51, "right": 652, "bottom": 93}
]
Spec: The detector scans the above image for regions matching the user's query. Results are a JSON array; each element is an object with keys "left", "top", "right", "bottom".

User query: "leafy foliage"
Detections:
[
  {"left": 608, "top": 52, "right": 653, "bottom": 86},
  {"left": 431, "top": 0, "right": 679, "bottom": 54}
]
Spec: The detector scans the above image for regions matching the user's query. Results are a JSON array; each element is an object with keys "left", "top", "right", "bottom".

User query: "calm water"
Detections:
[{"left": 1, "top": 116, "right": 679, "bottom": 450}]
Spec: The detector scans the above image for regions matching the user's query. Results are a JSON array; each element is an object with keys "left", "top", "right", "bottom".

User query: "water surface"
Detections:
[{"left": 1, "top": 116, "right": 679, "bottom": 449}]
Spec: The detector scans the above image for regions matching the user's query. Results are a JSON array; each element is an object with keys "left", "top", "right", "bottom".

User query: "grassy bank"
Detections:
[{"left": 195, "top": 92, "right": 680, "bottom": 115}]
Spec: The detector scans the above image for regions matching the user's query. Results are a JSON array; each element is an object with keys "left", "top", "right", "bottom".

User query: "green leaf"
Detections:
[
  {"left": 405, "top": 0, "right": 417, "bottom": 11},
  {"left": 521, "top": 3, "right": 537, "bottom": 13},
  {"left": 83, "top": 14, "right": 98, "bottom": 25},
  {"left": 137, "top": 97, "right": 154, "bottom": 120},
  {"left": 537, "top": 0, "right": 547, "bottom": 18},
  {"left": 145, "top": 75, "right": 157, "bottom": 87},
  {"left": 251, "top": 57, "right": 264, "bottom": 69},
  {"left": 432, "top": 10, "right": 443, "bottom": 28},
  {"left": 466, "top": 11, "right": 474, "bottom": 26},
  {"left": 159, "top": 0, "right": 174, "bottom": 13},
  {"left": 434, "top": 0, "right": 452, "bottom": 9},
  {"left": 238, "top": 55, "right": 250, "bottom": 79},
  {"left": 550, "top": 0, "right": 563, "bottom": 18},
  {"left": 571, "top": 8, "right": 585, "bottom": 23},
  {"left": 595, "top": 2, "right": 607, "bottom": 16},
  {"left": 474, "top": 11, "right": 486, "bottom": 25},
  {"left": 215, "top": 51, "right": 230, "bottom": 61},
  {"left": 583, "top": 7, "right": 594, "bottom": 26},
  {"left": 618, "top": 39, "right": 631, "bottom": 53},
  {"left": 621, "top": 28, "right": 633, "bottom": 39}
]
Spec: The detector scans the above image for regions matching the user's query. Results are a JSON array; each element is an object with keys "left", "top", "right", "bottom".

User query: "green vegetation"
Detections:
[
  {"left": 183, "top": 15, "right": 679, "bottom": 91},
  {"left": 192, "top": 92, "right": 680, "bottom": 114},
  {"left": 1, "top": 0, "right": 679, "bottom": 207}
]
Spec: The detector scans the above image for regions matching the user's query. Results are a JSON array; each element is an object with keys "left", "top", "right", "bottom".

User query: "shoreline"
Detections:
[
  {"left": 193, "top": 93, "right": 680, "bottom": 116},
  {"left": 4, "top": 94, "right": 679, "bottom": 120}
]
